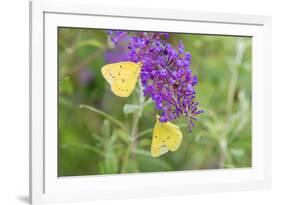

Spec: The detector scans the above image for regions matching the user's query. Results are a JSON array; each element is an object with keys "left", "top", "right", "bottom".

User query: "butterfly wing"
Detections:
[
  {"left": 101, "top": 63, "right": 120, "bottom": 85},
  {"left": 101, "top": 61, "right": 141, "bottom": 97},
  {"left": 151, "top": 117, "right": 183, "bottom": 157},
  {"left": 111, "top": 62, "right": 140, "bottom": 97}
]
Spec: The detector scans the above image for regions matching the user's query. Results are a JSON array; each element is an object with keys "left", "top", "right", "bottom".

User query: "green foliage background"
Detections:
[{"left": 58, "top": 28, "right": 252, "bottom": 176}]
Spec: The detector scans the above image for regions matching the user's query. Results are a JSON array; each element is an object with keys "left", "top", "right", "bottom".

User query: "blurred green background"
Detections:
[{"left": 58, "top": 28, "right": 252, "bottom": 176}]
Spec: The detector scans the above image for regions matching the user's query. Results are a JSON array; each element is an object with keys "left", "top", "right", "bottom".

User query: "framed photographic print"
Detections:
[{"left": 29, "top": 0, "right": 272, "bottom": 204}]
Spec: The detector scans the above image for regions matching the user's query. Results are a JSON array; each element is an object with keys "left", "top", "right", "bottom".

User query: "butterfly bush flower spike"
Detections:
[
  {"left": 105, "top": 31, "right": 131, "bottom": 63},
  {"left": 107, "top": 31, "right": 203, "bottom": 131}
]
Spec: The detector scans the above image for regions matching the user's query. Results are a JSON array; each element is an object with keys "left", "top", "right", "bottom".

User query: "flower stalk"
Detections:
[{"left": 130, "top": 81, "right": 146, "bottom": 159}]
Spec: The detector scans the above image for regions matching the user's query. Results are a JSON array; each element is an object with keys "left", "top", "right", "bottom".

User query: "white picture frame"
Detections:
[{"left": 30, "top": 0, "right": 272, "bottom": 204}]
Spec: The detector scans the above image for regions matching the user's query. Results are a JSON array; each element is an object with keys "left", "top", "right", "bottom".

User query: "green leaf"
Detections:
[
  {"left": 230, "top": 148, "right": 245, "bottom": 158},
  {"left": 110, "top": 133, "right": 118, "bottom": 144},
  {"left": 122, "top": 160, "right": 138, "bottom": 173},
  {"left": 133, "top": 149, "right": 151, "bottom": 157},
  {"left": 59, "top": 77, "right": 74, "bottom": 95},
  {"left": 138, "top": 139, "right": 152, "bottom": 147},
  {"left": 104, "top": 134, "right": 119, "bottom": 174},
  {"left": 116, "top": 129, "right": 131, "bottom": 144},
  {"left": 137, "top": 128, "right": 153, "bottom": 138},
  {"left": 137, "top": 155, "right": 173, "bottom": 171},
  {"left": 59, "top": 96, "right": 75, "bottom": 109},
  {"left": 79, "top": 104, "right": 128, "bottom": 132},
  {"left": 77, "top": 39, "right": 104, "bottom": 49},
  {"left": 123, "top": 104, "right": 141, "bottom": 115},
  {"left": 143, "top": 98, "right": 153, "bottom": 107},
  {"left": 98, "top": 162, "right": 106, "bottom": 174},
  {"left": 59, "top": 76, "right": 70, "bottom": 87},
  {"left": 91, "top": 133, "right": 104, "bottom": 143},
  {"left": 61, "top": 143, "right": 104, "bottom": 157},
  {"left": 102, "top": 120, "right": 111, "bottom": 139}
]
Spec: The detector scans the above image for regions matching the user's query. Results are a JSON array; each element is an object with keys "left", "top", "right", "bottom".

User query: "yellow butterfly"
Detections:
[
  {"left": 151, "top": 116, "right": 183, "bottom": 157},
  {"left": 101, "top": 61, "right": 142, "bottom": 97}
]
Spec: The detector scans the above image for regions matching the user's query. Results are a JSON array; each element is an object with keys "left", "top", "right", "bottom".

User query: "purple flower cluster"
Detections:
[
  {"left": 107, "top": 31, "right": 203, "bottom": 131},
  {"left": 104, "top": 44, "right": 130, "bottom": 64},
  {"left": 105, "top": 31, "right": 130, "bottom": 63},
  {"left": 106, "top": 31, "right": 127, "bottom": 45}
]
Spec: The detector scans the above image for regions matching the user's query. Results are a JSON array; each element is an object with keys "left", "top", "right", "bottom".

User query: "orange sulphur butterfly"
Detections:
[
  {"left": 101, "top": 61, "right": 142, "bottom": 97},
  {"left": 151, "top": 116, "right": 183, "bottom": 157}
]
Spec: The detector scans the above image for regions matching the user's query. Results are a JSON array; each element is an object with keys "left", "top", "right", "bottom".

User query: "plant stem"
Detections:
[
  {"left": 130, "top": 111, "right": 139, "bottom": 159},
  {"left": 130, "top": 81, "right": 145, "bottom": 159},
  {"left": 218, "top": 137, "right": 227, "bottom": 168},
  {"left": 220, "top": 38, "right": 245, "bottom": 167},
  {"left": 121, "top": 146, "right": 131, "bottom": 173},
  {"left": 61, "top": 143, "right": 104, "bottom": 157},
  {"left": 226, "top": 38, "right": 245, "bottom": 115}
]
